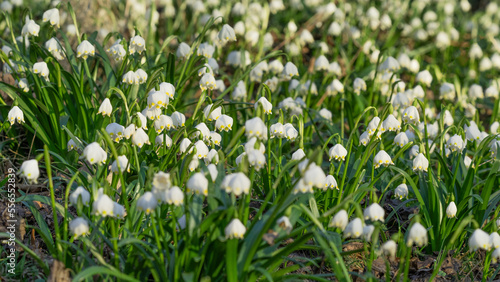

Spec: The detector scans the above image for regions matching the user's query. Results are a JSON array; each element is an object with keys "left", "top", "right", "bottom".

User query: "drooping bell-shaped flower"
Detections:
[
  {"left": 413, "top": 153, "right": 429, "bottom": 172},
  {"left": 329, "top": 144, "right": 348, "bottom": 161},
  {"left": 137, "top": 192, "right": 157, "bottom": 214},
  {"left": 374, "top": 150, "right": 393, "bottom": 169},
  {"left": 7, "top": 106, "right": 24, "bottom": 125},
  {"left": 42, "top": 8, "right": 60, "bottom": 28},
  {"left": 69, "top": 217, "right": 89, "bottom": 238},
  {"left": 394, "top": 183, "right": 408, "bottom": 200},
  {"left": 19, "top": 159, "right": 40, "bottom": 184},
  {"left": 225, "top": 218, "right": 246, "bottom": 239},
  {"left": 129, "top": 35, "right": 146, "bottom": 55},
  {"left": 22, "top": 16, "right": 40, "bottom": 37},
  {"left": 329, "top": 210, "right": 348, "bottom": 230},
  {"left": 186, "top": 172, "right": 208, "bottom": 196},
  {"left": 98, "top": 98, "right": 113, "bottom": 117},
  {"left": 82, "top": 142, "right": 107, "bottom": 165},
  {"left": 69, "top": 186, "right": 90, "bottom": 206},
  {"left": 77, "top": 40, "right": 95, "bottom": 60},
  {"left": 469, "top": 229, "right": 491, "bottom": 251},
  {"left": 344, "top": 218, "right": 364, "bottom": 238},
  {"left": 364, "top": 203, "right": 385, "bottom": 222},
  {"left": 407, "top": 222, "right": 428, "bottom": 247}
]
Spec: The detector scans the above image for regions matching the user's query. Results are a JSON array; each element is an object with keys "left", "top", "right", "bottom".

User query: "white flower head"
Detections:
[
  {"left": 407, "top": 222, "right": 428, "bottom": 247},
  {"left": 329, "top": 210, "right": 348, "bottom": 230},
  {"left": 69, "top": 217, "right": 89, "bottom": 238},
  {"left": 7, "top": 106, "right": 24, "bottom": 125},
  {"left": 225, "top": 218, "right": 246, "bottom": 239}
]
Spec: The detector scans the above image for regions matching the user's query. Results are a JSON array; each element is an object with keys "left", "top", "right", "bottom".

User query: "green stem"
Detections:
[{"left": 44, "top": 145, "right": 62, "bottom": 258}]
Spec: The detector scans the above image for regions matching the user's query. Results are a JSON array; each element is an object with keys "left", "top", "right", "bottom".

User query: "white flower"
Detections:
[
  {"left": 446, "top": 134, "right": 465, "bottom": 152},
  {"left": 104, "top": 120, "right": 122, "bottom": 138},
  {"left": 284, "top": 123, "right": 298, "bottom": 140},
  {"left": 69, "top": 217, "right": 89, "bottom": 238},
  {"left": 245, "top": 137, "right": 265, "bottom": 154},
  {"left": 255, "top": 97, "right": 273, "bottom": 114},
  {"left": 22, "top": 16, "right": 40, "bottom": 37},
  {"left": 281, "top": 62, "right": 299, "bottom": 80},
  {"left": 155, "top": 134, "right": 173, "bottom": 148},
  {"left": 45, "top": 38, "right": 65, "bottom": 60},
  {"left": 270, "top": 123, "right": 285, "bottom": 138},
  {"left": 446, "top": 202, "right": 457, "bottom": 218},
  {"left": 159, "top": 82, "right": 176, "bottom": 99},
  {"left": 486, "top": 86, "right": 499, "bottom": 99},
  {"left": 136, "top": 112, "right": 148, "bottom": 129},
  {"left": 416, "top": 70, "right": 432, "bottom": 87},
  {"left": 154, "top": 115, "right": 174, "bottom": 133},
  {"left": 277, "top": 216, "right": 292, "bottom": 233},
  {"left": 42, "top": 8, "right": 59, "bottom": 27},
  {"left": 193, "top": 140, "right": 209, "bottom": 159},
  {"left": 469, "top": 84, "right": 484, "bottom": 100},
  {"left": 171, "top": 111, "right": 186, "bottom": 128},
  {"left": 203, "top": 104, "right": 222, "bottom": 121},
  {"left": 223, "top": 173, "right": 251, "bottom": 196},
  {"left": 469, "top": 229, "right": 491, "bottom": 251},
  {"left": 394, "top": 132, "right": 409, "bottom": 148},
  {"left": 413, "top": 153, "right": 429, "bottom": 172},
  {"left": 382, "top": 114, "right": 401, "bottom": 132},
  {"left": 344, "top": 218, "right": 363, "bottom": 238},
  {"left": 403, "top": 106, "right": 420, "bottom": 125},
  {"left": 92, "top": 193, "right": 114, "bottom": 217},
  {"left": 225, "top": 218, "right": 246, "bottom": 239},
  {"left": 207, "top": 164, "right": 218, "bottom": 182},
  {"left": 215, "top": 115, "right": 233, "bottom": 132},
  {"left": 136, "top": 69, "right": 148, "bottom": 84},
  {"left": 132, "top": 128, "right": 150, "bottom": 148},
  {"left": 70, "top": 186, "right": 90, "bottom": 206},
  {"left": 491, "top": 233, "right": 500, "bottom": 249},
  {"left": 325, "top": 175, "right": 338, "bottom": 190},
  {"left": 493, "top": 248, "right": 500, "bottom": 263},
  {"left": 326, "top": 79, "right": 344, "bottom": 96},
  {"left": 353, "top": 78, "right": 367, "bottom": 95},
  {"left": 142, "top": 105, "right": 160, "bottom": 120},
  {"left": 176, "top": 42, "right": 191, "bottom": 59},
  {"left": 197, "top": 42, "right": 215, "bottom": 58},
  {"left": 124, "top": 124, "right": 136, "bottom": 139},
  {"left": 227, "top": 51, "right": 251, "bottom": 67},
  {"left": 179, "top": 138, "right": 192, "bottom": 154},
  {"left": 328, "top": 62, "right": 342, "bottom": 77},
  {"left": 303, "top": 163, "right": 326, "bottom": 189},
  {"left": 291, "top": 149, "right": 306, "bottom": 161},
  {"left": 200, "top": 73, "right": 216, "bottom": 91},
  {"left": 395, "top": 183, "right": 408, "bottom": 199},
  {"left": 440, "top": 83, "right": 455, "bottom": 100},
  {"left": 329, "top": 144, "right": 347, "bottom": 161},
  {"left": 129, "top": 35, "right": 146, "bottom": 55},
  {"left": 329, "top": 210, "right": 348, "bottom": 230},
  {"left": 218, "top": 24, "right": 237, "bottom": 45},
  {"left": 245, "top": 117, "right": 267, "bottom": 140},
  {"left": 407, "top": 222, "right": 428, "bottom": 247},
  {"left": 17, "top": 78, "right": 29, "bottom": 92},
  {"left": 465, "top": 122, "right": 482, "bottom": 141},
  {"left": 33, "top": 62, "right": 49, "bottom": 81},
  {"left": 7, "top": 106, "right": 24, "bottom": 125},
  {"left": 166, "top": 186, "right": 184, "bottom": 206},
  {"left": 268, "top": 60, "right": 284, "bottom": 74},
  {"left": 122, "top": 71, "right": 139, "bottom": 85},
  {"left": 367, "top": 117, "right": 381, "bottom": 136},
  {"left": 247, "top": 149, "right": 266, "bottom": 171},
  {"left": 107, "top": 40, "right": 127, "bottom": 61},
  {"left": 82, "top": 142, "right": 107, "bottom": 165},
  {"left": 186, "top": 172, "right": 208, "bottom": 196},
  {"left": 374, "top": 150, "right": 393, "bottom": 169},
  {"left": 380, "top": 240, "right": 397, "bottom": 260},
  {"left": 378, "top": 56, "right": 400, "bottom": 72},
  {"left": 359, "top": 131, "right": 370, "bottom": 146},
  {"left": 363, "top": 225, "right": 375, "bottom": 242},
  {"left": 319, "top": 109, "right": 332, "bottom": 121},
  {"left": 18, "top": 159, "right": 39, "bottom": 184},
  {"left": 111, "top": 155, "right": 129, "bottom": 173},
  {"left": 364, "top": 203, "right": 385, "bottom": 222},
  {"left": 98, "top": 98, "right": 113, "bottom": 117},
  {"left": 77, "top": 40, "right": 95, "bottom": 60},
  {"left": 314, "top": 55, "right": 329, "bottom": 71},
  {"left": 137, "top": 192, "right": 157, "bottom": 214}
]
